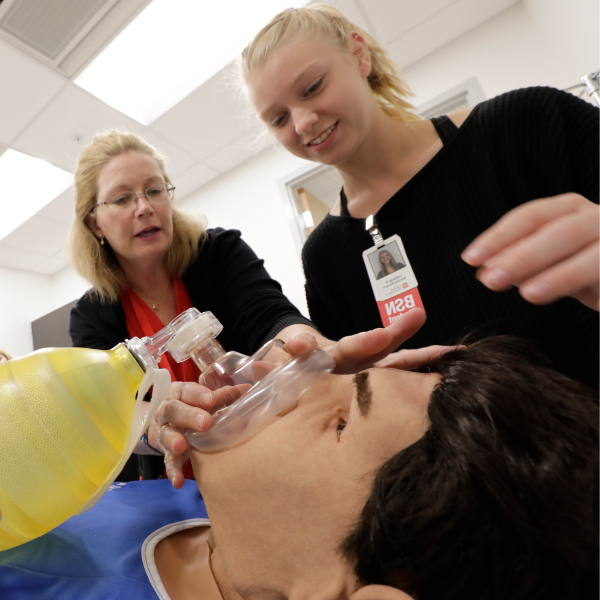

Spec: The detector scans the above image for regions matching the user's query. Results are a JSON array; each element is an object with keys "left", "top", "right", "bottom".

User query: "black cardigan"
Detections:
[
  {"left": 70, "top": 228, "right": 313, "bottom": 480},
  {"left": 70, "top": 228, "right": 312, "bottom": 356},
  {"left": 302, "top": 87, "right": 599, "bottom": 389}
]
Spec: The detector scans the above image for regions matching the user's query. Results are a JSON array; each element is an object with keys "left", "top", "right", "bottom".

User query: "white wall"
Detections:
[
  {"left": 2, "top": 0, "right": 597, "bottom": 353},
  {"left": 0, "top": 267, "right": 53, "bottom": 357},
  {"left": 402, "top": 0, "right": 598, "bottom": 106},
  {"left": 179, "top": 147, "right": 311, "bottom": 316}
]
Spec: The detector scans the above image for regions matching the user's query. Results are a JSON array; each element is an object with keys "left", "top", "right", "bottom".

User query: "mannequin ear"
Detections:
[
  {"left": 349, "top": 31, "right": 371, "bottom": 78},
  {"left": 349, "top": 584, "right": 415, "bottom": 600}
]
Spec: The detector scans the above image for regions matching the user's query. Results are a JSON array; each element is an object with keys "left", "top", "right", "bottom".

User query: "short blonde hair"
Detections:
[
  {"left": 69, "top": 130, "right": 206, "bottom": 303},
  {"left": 240, "top": 4, "right": 419, "bottom": 122}
]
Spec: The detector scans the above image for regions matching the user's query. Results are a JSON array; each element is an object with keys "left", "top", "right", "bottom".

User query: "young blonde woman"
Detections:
[{"left": 240, "top": 4, "right": 599, "bottom": 389}]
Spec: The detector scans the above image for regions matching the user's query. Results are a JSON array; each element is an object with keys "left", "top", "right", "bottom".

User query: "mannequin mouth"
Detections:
[
  {"left": 136, "top": 227, "right": 160, "bottom": 238},
  {"left": 307, "top": 122, "right": 338, "bottom": 146}
]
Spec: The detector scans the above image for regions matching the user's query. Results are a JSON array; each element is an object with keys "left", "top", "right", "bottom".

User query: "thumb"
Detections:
[{"left": 350, "top": 585, "right": 415, "bottom": 600}]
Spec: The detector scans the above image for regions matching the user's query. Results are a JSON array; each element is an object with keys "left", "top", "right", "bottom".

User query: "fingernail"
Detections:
[
  {"left": 521, "top": 281, "right": 553, "bottom": 303},
  {"left": 199, "top": 393, "right": 213, "bottom": 407},
  {"left": 194, "top": 414, "right": 205, "bottom": 430},
  {"left": 171, "top": 476, "right": 176, "bottom": 487},
  {"left": 462, "top": 246, "right": 489, "bottom": 266},
  {"left": 481, "top": 268, "right": 511, "bottom": 290}
]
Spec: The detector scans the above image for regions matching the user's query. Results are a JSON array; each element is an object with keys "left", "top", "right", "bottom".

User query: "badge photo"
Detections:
[{"left": 362, "top": 235, "right": 424, "bottom": 326}]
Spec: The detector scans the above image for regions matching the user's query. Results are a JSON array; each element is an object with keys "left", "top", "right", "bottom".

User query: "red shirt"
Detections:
[{"left": 121, "top": 276, "right": 199, "bottom": 479}]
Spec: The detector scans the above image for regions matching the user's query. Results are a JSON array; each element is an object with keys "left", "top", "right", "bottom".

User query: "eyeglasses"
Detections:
[{"left": 91, "top": 182, "right": 175, "bottom": 215}]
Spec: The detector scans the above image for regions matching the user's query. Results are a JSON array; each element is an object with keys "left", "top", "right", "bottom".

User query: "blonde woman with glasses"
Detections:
[{"left": 68, "top": 129, "right": 441, "bottom": 484}]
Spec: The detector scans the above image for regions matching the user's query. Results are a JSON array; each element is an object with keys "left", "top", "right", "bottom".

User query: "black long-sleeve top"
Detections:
[
  {"left": 302, "top": 87, "right": 599, "bottom": 388},
  {"left": 70, "top": 228, "right": 312, "bottom": 356}
]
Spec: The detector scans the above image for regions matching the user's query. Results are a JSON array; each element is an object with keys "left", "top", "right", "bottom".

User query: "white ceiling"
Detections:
[{"left": 0, "top": 0, "right": 518, "bottom": 275}]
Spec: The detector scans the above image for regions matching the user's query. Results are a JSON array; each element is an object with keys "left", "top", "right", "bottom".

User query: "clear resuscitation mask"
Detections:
[{"left": 164, "top": 308, "right": 335, "bottom": 451}]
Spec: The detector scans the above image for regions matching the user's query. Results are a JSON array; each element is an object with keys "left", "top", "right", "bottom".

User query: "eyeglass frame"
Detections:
[{"left": 89, "top": 182, "right": 176, "bottom": 216}]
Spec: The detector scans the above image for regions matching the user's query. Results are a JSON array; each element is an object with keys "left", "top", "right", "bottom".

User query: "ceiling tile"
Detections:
[
  {"left": 38, "top": 187, "right": 75, "bottom": 225},
  {"left": 0, "top": 244, "right": 47, "bottom": 270},
  {"left": 202, "top": 132, "right": 260, "bottom": 174},
  {"left": 1, "top": 216, "right": 71, "bottom": 256},
  {"left": 386, "top": 0, "right": 519, "bottom": 69},
  {"left": 30, "top": 255, "right": 69, "bottom": 275},
  {"left": 12, "top": 83, "right": 144, "bottom": 173},
  {"left": 0, "top": 39, "right": 66, "bottom": 146},
  {"left": 140, "top": 127, "right": 198, "bottom": 178},
  {"left": 357, "top": 0, "right": 456, "bottom": 45},
  {"left": 174, "top": 161, "right": 220, "bottom": 200},
  {"left": 150, "top": 70, "right": 253, "bottom": 161},
  {"left": 320, "top": 0, "right": 373, "bottom": 33}
]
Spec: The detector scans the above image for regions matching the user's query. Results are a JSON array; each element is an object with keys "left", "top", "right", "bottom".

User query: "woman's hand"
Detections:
[
  {"left": 462, "top": 194, "right": 599, "bottom": 311},
  {"left": 283, "top": 308, "right": 428, "bottom": 374},
  {"left": 148, "top": 381, "right": 249, "bottom": 489}
]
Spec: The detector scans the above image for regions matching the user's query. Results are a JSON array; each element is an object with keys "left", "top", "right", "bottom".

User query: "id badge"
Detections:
[{"left": 362, "top": 234, "right": 424, "bottom": 326}]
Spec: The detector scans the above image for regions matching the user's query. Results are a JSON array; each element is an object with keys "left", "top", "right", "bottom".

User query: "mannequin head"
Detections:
[{"left": 192, "top": 337, "right": 598, "bottom": 599}]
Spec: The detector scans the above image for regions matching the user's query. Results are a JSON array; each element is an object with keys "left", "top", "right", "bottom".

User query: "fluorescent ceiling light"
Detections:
[
  {"left": 0, "top": 150, "right": 72, "bottom": 241},
  {"left": 75, "top": 0, "right": 305, "bottom": 125}
]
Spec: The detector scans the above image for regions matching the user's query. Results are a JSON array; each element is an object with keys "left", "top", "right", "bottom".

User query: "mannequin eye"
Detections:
[{"left": 337, "top": 421, "right": 347, "bottom": 441}]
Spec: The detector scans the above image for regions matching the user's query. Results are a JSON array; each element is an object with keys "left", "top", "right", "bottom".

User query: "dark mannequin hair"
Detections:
[{"left": 342, "top": 336, "right": 598, "bottom": 600}]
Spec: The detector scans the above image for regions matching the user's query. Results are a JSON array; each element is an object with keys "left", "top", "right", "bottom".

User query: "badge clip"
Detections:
[{"left": 365, "top": 215, "right": 384, "bottom": 246}]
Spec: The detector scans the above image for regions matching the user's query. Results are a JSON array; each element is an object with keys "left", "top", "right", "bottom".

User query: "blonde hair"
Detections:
[
  {"left": 69, "top": 130, "right": 206, "bottom": 303},
  {"left": 0, "top": 349, "right": 12, "bottom": 361},
  {"left": 240, "top": 4, "right": 419, "bottom": 122}
]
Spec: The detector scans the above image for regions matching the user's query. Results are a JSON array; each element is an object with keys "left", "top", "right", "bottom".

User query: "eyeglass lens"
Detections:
[{"left": 105, "top": 183, "right": 174, "bottom": 210}]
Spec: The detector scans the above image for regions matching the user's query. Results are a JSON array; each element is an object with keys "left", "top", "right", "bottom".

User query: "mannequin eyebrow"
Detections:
[{"left": 353, "top": 371, "right": 372, "bottom": 416}]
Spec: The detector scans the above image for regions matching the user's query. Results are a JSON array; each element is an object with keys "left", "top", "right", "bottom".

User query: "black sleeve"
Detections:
[
  {"left": 69, "top": 292, "right": 128, "bottom": 350},
  {"left": 183, "top": 229, "right": 313, "bottom": 354},
  {"left": 301, "top": 233, "right": 347, "bottom": 342},
  {"left": 556, "top": 88, "right": 599, "bottom": 204},
  {"left": 480, "top": 87, "right": 599, "bottom": 210}
]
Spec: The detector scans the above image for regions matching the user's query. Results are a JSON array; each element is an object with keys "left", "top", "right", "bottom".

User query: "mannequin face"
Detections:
[
  {"left": 247, "top": 34, "right": 378, "bottom": 167},
  {"left": 192, "top": 367, "right": 439, "bottom": 598}
]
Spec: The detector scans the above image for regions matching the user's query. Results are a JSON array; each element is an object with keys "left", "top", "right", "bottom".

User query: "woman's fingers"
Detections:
[
  {"left": 284, "top": 332, "right": 320, "bottom": 356},
  {"left": 328, "top": 308, "right": 426, "bottom": 374},
  {"left": 475, "top": 208, "right": 598, "bottom": 290},
  {"left": 519, "top": 241, "right": 599, "bottom": 309},
  {"left": 373, "top": 344, "right": 457, "bottom": 371},
  {"left": 284, "top": 310, "right": 426, "bottom": 374},
  {"left": 462, "top": 194, "right": 599, "bottom": 310},
  {"left": 462, "top": 194, "right": 586, "bottom": 266},
  {"left": 152, "top": 382, "right": 249, "bottom": 485},
  {"left": 164, "top": 446, "right": 189, "bottom": 490}
]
